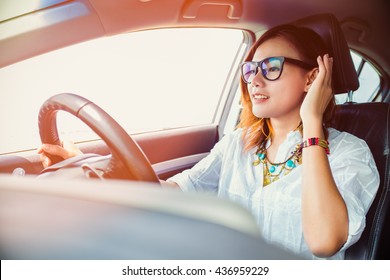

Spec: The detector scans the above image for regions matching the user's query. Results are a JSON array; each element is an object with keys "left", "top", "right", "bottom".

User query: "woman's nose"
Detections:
[{"left": 250, "top": 70, "right": 266, "bottom": 87}]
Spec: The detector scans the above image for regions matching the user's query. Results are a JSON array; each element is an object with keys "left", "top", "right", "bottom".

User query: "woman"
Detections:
[{"left": 39, "top": 25, "right": 379, "bottom": 259}]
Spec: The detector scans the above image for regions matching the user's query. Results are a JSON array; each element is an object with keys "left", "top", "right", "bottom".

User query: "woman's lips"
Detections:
[{"left": 251, "top": 94, "right": 269, "bottom": 103}]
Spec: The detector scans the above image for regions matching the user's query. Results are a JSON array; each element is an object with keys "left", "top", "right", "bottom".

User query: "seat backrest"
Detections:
[
  {"left": 331, "top": 103, "right": 390, "bottom": 259},
  {"left": 293, "top": 14, "right": 389, "bottom": 259}
]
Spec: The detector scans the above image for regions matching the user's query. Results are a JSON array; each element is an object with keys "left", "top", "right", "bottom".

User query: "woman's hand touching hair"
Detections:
[{"left": 300, "top": 54, "right": 334, "bottom": 126}]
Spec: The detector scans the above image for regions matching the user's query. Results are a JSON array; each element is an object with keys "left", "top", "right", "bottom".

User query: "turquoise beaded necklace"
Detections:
[{"left": 253, "top": 144, "right": 302, "bottom": 187}]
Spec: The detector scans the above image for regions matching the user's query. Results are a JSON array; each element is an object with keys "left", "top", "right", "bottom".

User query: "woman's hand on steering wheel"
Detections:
[
  {"left": 38, "top": 93, "right": 159, "bottom": 182},
  {"left": 38, "top": 140, "right": 82, "bottom": 168}
]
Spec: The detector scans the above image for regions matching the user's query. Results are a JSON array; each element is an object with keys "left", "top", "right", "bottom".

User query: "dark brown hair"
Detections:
[{"left": 237, "top": 24, "right": 336, "bottom": 151}]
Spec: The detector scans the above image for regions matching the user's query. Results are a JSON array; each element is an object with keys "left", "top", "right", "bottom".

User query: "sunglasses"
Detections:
[{"left": 241, "top": 56, "right": 315, "bottom": 84}]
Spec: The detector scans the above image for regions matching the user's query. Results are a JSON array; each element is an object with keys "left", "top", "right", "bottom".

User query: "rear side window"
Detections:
[
  {"left": 0, "top": 28, "right": 244, "bottom": 153},
  {"left": 335, "top": 51, "right": 381, "bottom": 104}
]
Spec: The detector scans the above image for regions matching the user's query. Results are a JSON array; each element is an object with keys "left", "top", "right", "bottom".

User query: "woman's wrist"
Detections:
[
  {"left": 302, "top": 118, "right": 324, "bottom": 138},
  {"left": 301, "top": 118, "right": 329, "bottom": 154}
]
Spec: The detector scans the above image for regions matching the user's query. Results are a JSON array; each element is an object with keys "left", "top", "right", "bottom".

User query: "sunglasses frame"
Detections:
[{"left": 241, "top": 56, "right": 316, "bottom": 83}]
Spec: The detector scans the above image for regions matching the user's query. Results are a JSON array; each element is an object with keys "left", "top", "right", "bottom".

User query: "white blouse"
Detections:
[{"left": 169, "top": 128, "right": 380, "bottom": 259}]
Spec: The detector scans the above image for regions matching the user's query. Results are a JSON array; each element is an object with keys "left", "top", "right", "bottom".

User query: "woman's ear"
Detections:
[{"left": 304, "top": 68, "right": 319, "bottom": 92}]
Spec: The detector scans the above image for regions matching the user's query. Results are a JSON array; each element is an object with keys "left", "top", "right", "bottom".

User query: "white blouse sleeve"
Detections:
[
  {"left": 167, "top": 132, "right": 232, "bottom": 193},
  {"left": 328, "top": 130, "right": 380, "bottom": 252}
]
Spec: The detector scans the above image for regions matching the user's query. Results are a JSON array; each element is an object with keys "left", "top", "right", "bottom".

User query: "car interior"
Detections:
[{"left": 0, "top": 0, "right": 389, "bottom": 260}]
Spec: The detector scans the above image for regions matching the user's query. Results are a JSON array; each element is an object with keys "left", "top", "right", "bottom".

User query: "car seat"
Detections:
[{"left": 294, "top": 13, "right": 390, "bottom": 259}]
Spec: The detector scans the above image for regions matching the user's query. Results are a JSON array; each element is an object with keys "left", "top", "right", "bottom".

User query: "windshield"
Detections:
[{"left": 0, "top": 28, "right": 244, "bottom": 154}]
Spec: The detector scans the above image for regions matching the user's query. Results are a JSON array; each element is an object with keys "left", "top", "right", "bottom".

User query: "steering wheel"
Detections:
[{"left": 38, "top": 93, "right": 159, "bottom": 183}]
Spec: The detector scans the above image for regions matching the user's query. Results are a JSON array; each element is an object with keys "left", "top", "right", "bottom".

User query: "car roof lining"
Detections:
[{"left": 0, "top": 0, "right": 389, "bottom": 75}]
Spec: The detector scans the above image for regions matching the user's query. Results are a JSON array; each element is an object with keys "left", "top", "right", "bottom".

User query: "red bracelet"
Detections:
[{"left": 301, "top": 137, "right": 330, "bottom": 154}]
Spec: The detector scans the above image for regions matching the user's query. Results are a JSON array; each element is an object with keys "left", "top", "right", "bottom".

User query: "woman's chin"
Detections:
[{"left": 251, "top": 108, "right": 268, "bottom": 119}]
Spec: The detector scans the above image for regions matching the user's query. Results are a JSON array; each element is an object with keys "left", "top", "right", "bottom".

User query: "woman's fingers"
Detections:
[
  {"left": 39, "top": 153, "right": 51, "bottom": 168},
  {"left": 37, "top": 140, "right": 82, "bottom": 167},
  {"left": 62, "top": 140, "right": 82, "bottom": 157},
  {"left": 327, "top": 57, "right": 333, "bottom": 87},
  {"left": 316, "top": 55, "right": 326, "bottom": 81},
  {"left": 39, "top": 143, "right": 69, "bottom": 159},
  {"left": 322, "top": 54, "right": 333, "bottom": 87},
  {"left": 315, "top": 54, "right": 333, "bottom": 94},
  {"left": 38, "top": 144, "right": 68, "bottom": 168},
  {"left": 323, "top": 55, "right": 333, "bottom": 104}
]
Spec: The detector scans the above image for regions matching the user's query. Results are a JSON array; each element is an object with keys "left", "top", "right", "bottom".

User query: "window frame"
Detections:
[{"left": 338, "top": 49, "right": 385, "bottom": 104}]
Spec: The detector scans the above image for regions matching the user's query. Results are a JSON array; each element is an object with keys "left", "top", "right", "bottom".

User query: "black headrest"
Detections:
[{"left": 293, "top": 14, "right": 359, "bottom": 94}]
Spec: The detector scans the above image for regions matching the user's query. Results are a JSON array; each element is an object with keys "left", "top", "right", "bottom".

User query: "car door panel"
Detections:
[{"left": 0, "top": 124, "right": 219, "bottom": 179}]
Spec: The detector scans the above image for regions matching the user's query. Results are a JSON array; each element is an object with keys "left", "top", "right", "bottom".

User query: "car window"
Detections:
[
  {"left": 335, "top": 50, "right": 381, "bottom": 104},
  {"left": 0, "top": 28, "right": 244, "bottom": 154}
]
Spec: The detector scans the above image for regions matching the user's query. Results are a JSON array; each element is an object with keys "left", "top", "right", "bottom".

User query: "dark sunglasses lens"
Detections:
[
  {"left": 261, "top": 57, "right": 283, "bottom": 80},
  {"left": 242, "top": 62, "right": 257, "bottom": 83}
]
